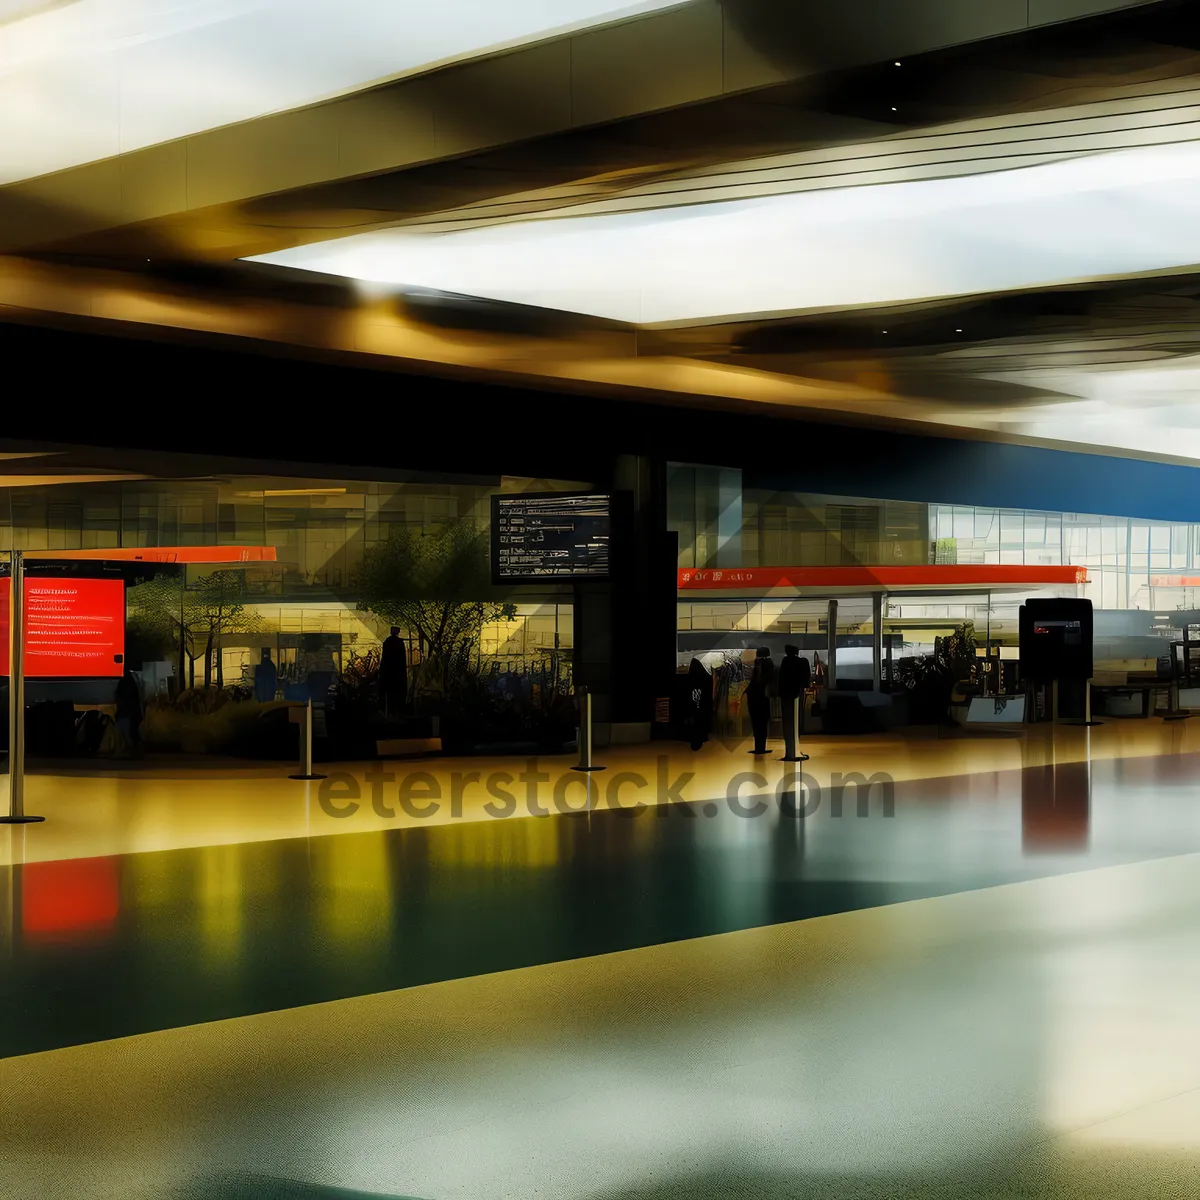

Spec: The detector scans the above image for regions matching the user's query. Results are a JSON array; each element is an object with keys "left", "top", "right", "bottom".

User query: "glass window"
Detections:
[
  {"left": 1172, "top": 525, "right": 1190, "bottom": 570},
  {"left": 999, "top": 510, "right": 1024, "bottom": 548},
  {"left": 1023, "top": 512, "right": 1046, "bottom": 546},
  {"left": 973, "top": 508, "right": 998, "bottom": 543}
]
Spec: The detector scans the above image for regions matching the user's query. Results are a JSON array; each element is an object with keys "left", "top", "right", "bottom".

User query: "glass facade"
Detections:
[
  {"left": 671, "top": 469, "right": 1200, "bottom": 613},
  {"left": 0, "top": 472, "right": 581, "bottom": 699}
]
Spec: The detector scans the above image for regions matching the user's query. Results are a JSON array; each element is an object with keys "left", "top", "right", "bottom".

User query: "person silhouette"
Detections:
[
  {"left": 254, "top": 649, "right": 278, "bottom": 702},
  {"left": 777, "top": 644, "right": 811, "bottom": 762},
  {"left": 686, "top": 656, "right": 714, "bottom": 751},
  {"left": 114, "top": 668, "right": 144, "bottom": 755},
  {"left": 380, "top": 626, "right": 408, "bottom": 717},
  {"left": 746, "top": 646, "right": 775, "bottom": 755}
]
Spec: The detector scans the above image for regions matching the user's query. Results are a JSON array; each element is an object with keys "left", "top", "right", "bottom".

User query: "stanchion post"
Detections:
[
  {"left": 780, "top": 694, "right": 809, "bottom": 763},
  {"left": 572, "top": 687, "right": 606, "bottom": 773},
  {"left": 3, "top": 549, "right": 44, "bottom": 824},
  {"left": 289, "top": 697, "right": 327, "bottom": 781},
  {"left": 1164, "top": 678, "right": 1191, "bottom": 721}
]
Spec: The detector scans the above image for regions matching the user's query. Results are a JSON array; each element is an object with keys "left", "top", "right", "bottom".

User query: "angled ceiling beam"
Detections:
[{"left": 0, "top": 0, "right": 1166, "bottom": 259}]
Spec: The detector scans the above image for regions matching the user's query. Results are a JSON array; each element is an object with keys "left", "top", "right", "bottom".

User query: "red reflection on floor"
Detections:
[
  {"left": 1022, "top": 763, "right": 1091, "bottom": 852},
  {"left": 22, "top": 857, "right": 119, "bottom": 940}
]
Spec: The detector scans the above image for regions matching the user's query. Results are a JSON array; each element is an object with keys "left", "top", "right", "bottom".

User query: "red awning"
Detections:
[
  {"left": 21, "top": 546, "right": 277, "bottom": 563},
  {"left": 677, "top": 565, "right": 1087, "bottom": 591}
]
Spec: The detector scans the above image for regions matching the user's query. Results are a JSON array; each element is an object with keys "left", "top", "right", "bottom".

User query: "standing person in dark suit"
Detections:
[
  {"left": 777, "top": 644, "right": 811, "bottom": 762},
  {"left": 254, "top": 649, "right": 278, "bottom": 703},
  {"left": 380, "top": 626, "right": 408, "bottom": 716},
  {"left": 114, "top": 668, "right": 144, "bottom": 756},
  {"left": 686, "top": 656, "right": 714, "bottom": 751},
  {"left": 746, "top": 646, "right": 775, "bottom": 755}
]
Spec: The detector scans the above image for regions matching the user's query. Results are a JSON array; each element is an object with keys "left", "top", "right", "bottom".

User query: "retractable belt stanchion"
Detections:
[
  {"left": 289, "top": 697, "right": 327, "bottom": 781},
  {"left": 1062, "top": 678, "right": 1103, "bottom": 727},
  {"left": 572, "top": 687, "right": 605, "bottom": 773},
  {"left": 780, "top": 694, "right": 809, "bottom": 763},
  {"left": 3, "top": 550, "right": 44, "bottom": 825}
]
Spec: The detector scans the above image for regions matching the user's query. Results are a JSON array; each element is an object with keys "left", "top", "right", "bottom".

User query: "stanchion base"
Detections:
[
  {"left": 289, "top": 773, "right": 328, "bottom": 781},
  {"left": 1062, "top": 721, "right": 1104, "bottom": 727},
  {"left": 748, "top": 749, "right": 770, "bottom": 755},
  {"left": 779, "top": 755, "right": 810, "bottom": 762},
  {"left": 571, "top": 765, "right": 607, "bottom": 772},
  {"left": 1164, "top": 713, "right": 1192, "bottom": 721},
  {"left": 0, "top": 815, "right": 45, "bottom": 824}
]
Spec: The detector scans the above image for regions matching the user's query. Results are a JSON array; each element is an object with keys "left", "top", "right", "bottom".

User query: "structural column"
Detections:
[
  {"left": 827, "top": 599, "right": 838, "bottom": 689},
  {"left": 574, "top": 455, "right": 676, "bottom": 742},
  {"left": 3, "top": 550, "right": 42, "bottom": 824},
  {"left": 872, "top": 592, "right": 884, "bottom": 692}
]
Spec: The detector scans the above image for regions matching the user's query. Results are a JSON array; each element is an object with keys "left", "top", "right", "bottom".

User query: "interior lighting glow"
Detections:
[{"left": 252, "top": 141, "right": 1200, "bottom": 327}]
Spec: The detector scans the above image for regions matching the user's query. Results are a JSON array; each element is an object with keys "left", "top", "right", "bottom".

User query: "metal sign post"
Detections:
[
  {"left": 572, "top": 688, "right": 605, "bottom": 773},
  {"left": 4, "top": 551, "right": 44, "bottom": 824},
  {"left": 288, "top": 698, "right": 327, "bottom": 781}
]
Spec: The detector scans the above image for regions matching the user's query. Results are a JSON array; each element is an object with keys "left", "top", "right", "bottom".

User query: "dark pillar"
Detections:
[{"left": 572, "top": 456, "right": 676, "bottom": 742}]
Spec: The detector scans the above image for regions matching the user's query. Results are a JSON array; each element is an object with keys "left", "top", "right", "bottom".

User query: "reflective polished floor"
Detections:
[{"left": 3, "top": 722, "right": 1200, "bottom": 1198}]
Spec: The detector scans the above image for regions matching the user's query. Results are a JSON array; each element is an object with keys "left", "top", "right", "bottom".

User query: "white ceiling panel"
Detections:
[
  {"left": 0, "top": 0, "right": 684, "bottom": 184},
  {"left": 252, "top": 141, "right": 1200, "bottom": 326}
]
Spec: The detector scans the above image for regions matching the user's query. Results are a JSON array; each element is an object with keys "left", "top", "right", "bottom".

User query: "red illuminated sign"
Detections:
[{"left": 0, "top": 577, "right": 125, "bottom": 677}]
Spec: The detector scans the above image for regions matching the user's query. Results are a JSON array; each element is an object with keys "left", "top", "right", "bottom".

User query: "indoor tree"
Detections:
[
  {"left": 352, "top": 520, "right": 515, "bottom": 697},
  {"left": 126, "top": 568, "right": 261, "bottom": 689}
]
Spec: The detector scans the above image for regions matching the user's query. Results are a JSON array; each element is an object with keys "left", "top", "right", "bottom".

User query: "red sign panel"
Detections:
[{"left": 0, "top": 577, "right": 126, "bottom": 677}]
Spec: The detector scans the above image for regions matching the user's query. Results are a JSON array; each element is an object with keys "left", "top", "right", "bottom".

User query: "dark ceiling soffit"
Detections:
[{"left": 1, "top": 308, "right": 1195, "bottom": 475}]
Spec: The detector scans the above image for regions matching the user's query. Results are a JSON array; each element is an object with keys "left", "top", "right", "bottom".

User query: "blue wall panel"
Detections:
[{"left": 747, "top": 431, "right": 1200, "bottom": 522}]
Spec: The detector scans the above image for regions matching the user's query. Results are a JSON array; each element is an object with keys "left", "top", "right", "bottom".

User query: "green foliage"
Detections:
[
  {"left": 127, "top": 568, "right": 261, "bottom": 689},
  {"left": 894, "top": 621, "right": 978, "bottom": 723},
  {"left": 332, "top": 647, "right": 382, "bottom": 722},
  {"left": 352, "top": 522, "right": 515, "bottom": 695}
]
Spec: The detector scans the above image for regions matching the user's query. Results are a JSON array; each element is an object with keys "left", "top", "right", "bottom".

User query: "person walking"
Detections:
[
  {"left": 777, "top": 644, "right": 811, "bottom": 762},
  {"left": 746, "top": 646, "right": 775, "bottom": 755}
]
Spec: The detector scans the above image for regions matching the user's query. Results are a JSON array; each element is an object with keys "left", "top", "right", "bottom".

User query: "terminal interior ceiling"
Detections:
[{"left": 4, "top": 0, "right": 1200, "bottom": 464}]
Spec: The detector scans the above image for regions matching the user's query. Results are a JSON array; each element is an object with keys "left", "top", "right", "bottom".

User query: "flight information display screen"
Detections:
[
  {"left": 492, "top": 493, "right": 611, "bottom": 580},
  {"left": 0, "top": 576, "right": 126, "bottom": 677}
]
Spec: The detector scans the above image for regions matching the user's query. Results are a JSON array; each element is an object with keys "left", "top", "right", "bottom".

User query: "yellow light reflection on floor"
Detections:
[
  {"left": 313, "top": 833, "right": 393, "bottom": 951},
  {"left": 196, "top": 844, "right": 246, "bottom": 969},
  {"left": 0, "top": 719, "right": 1195, "bottom": 867}
]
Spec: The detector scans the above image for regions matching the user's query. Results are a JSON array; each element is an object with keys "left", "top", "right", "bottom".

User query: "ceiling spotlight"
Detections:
[
  {"left": 895, "top": 61, "right": 902, "bottom": 67},
  {"left": 891, "top": 106, "right": 898, "bottom": 112},
  {"left": 955, "top": 328, "right": 963, "bottom": 333}
]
